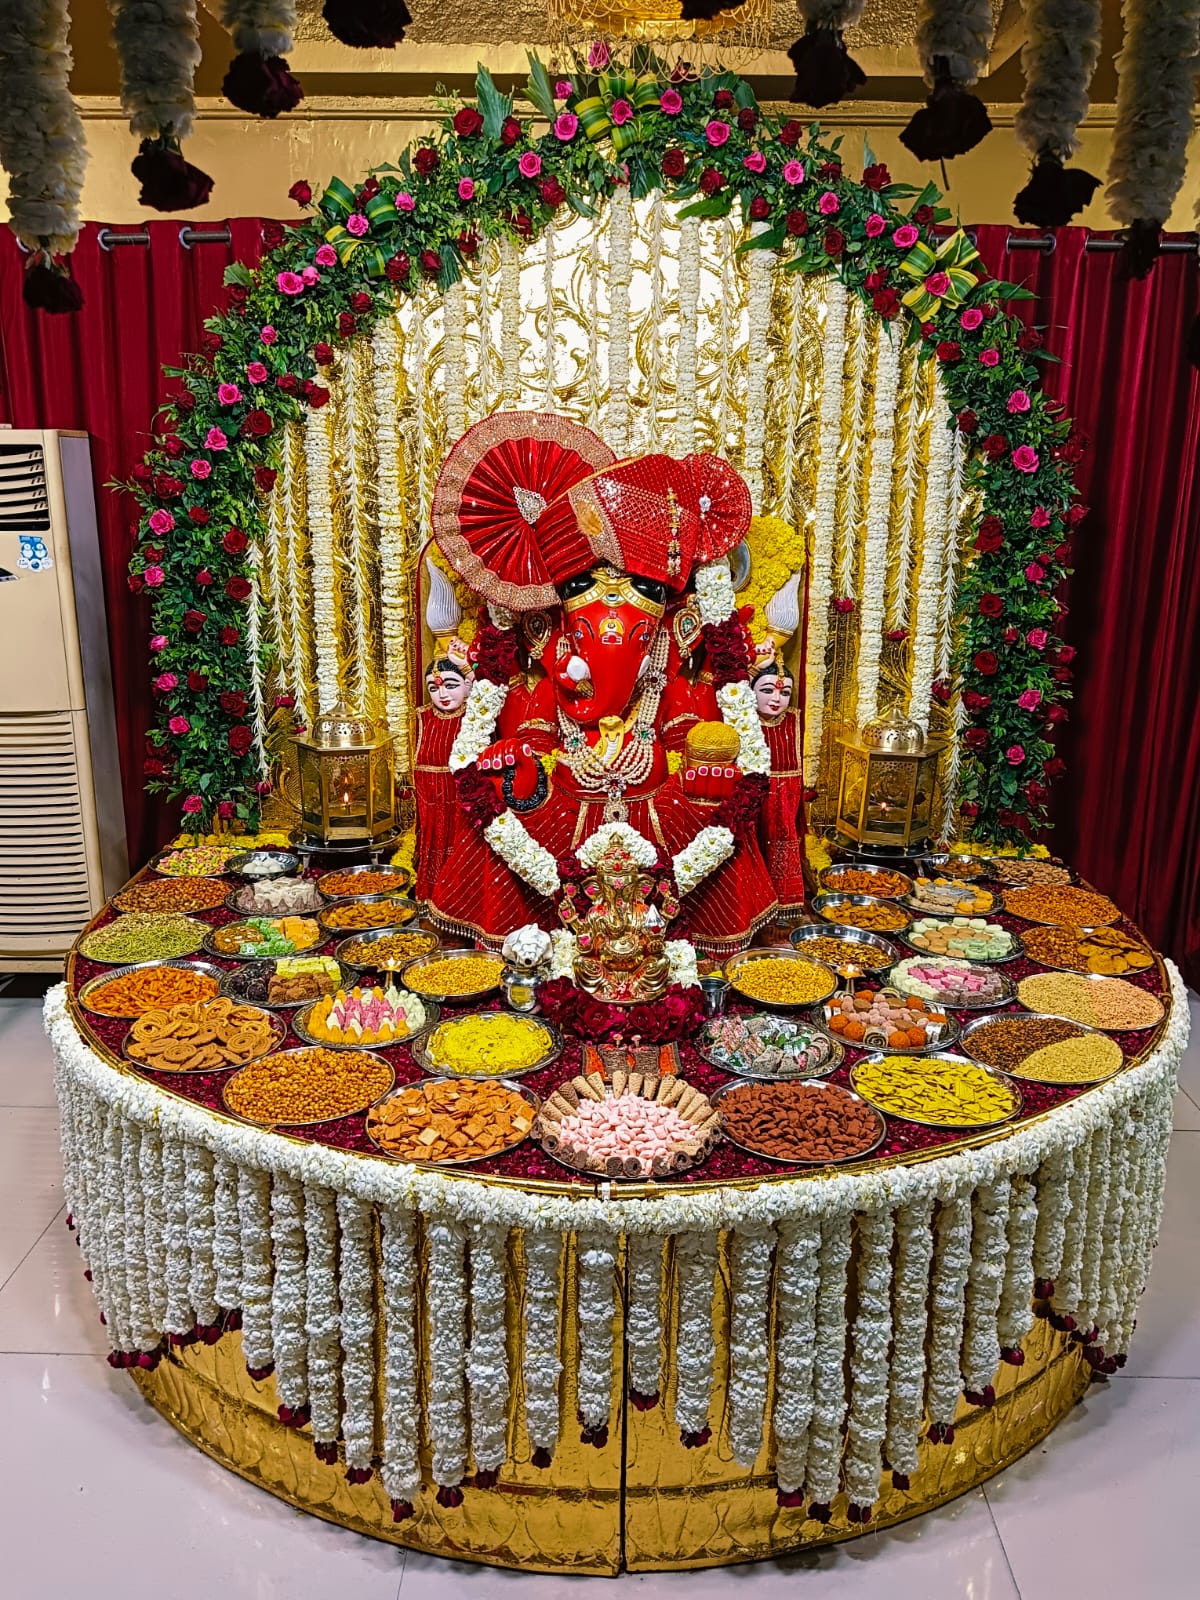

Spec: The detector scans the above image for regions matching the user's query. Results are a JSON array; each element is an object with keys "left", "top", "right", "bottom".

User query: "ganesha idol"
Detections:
[{"left": 418, "top": 411, "right": 782, "bottom": 952}]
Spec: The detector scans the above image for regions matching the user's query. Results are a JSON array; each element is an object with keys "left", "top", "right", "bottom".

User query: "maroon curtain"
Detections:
[
  {"left": 973, "top": 227, "right": 1200, "bottom": 987},
  {"left": 0, "top": 220, "right": 265, "bottom": 867}
]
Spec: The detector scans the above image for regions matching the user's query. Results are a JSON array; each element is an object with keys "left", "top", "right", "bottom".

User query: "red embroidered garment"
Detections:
[
  {"left": 760, "top": 709, "right": 808, "bottom": 914},
  {"left": 412, "top": 706, "right": 463, "bottom": 903}
]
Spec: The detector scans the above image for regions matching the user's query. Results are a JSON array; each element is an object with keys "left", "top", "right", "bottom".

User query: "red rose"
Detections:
[
  {"left": 972, "top": 512, "right": 1001, "bottom": 541},
  {"left": 187, "top": 671, "right": 208, "bottom": 691},
  {"left": 862, "top": 162, "right": 890, "bottom": 190},
  {"left": 262, "top": 220, "right": 285, "bottom": 249},
  {"left": 864, "top": 269, "right": 888, "bottom": 291},
  {"left": 313, "top": 341, "right": 334, "bottom": 365},
  {"left": 981, "top": 300, "right": 998, "bottom": 317},
  {"left": 964, "top": 728, "right": 989, "bottom": 749},
  {"left": 254, "top": 466, "right": 277, "bottom": 493},
  {"left": 143, "top": 758, "right": 165, "bottom": 777},
  {"left": 539, "top": 177, "right": 566, "bottom": 208},
  {"left": 453, "top": 107, "right": 483, "bottom": 137},
  {"left": 974, "top": 650, "right": 998, "bottom": 676},
  {"left": 239, "top": 409, "right": 273, "bottom": 439},
  {"left": 713, "top": 88, "right": 735, "bottom": 109},
  {"left": 1047, "top": 704, "right": 1068, "bottom": 723},
  {"left": 127, "top": 572, "right": 144, "bottom": 593},
  {"left": 142, "top": 546, "right": 163, "bottom": 563},
  {"left": 220, "top": 691, "right": 247, "bottom": 716},
  {"left": 288, "top": 180, "right": 312, "bottom": 206},
  {"left": 749, "top": 195, "right": 770, "bottom": 220},
  {"left": 225, "top": 576, "right": 252, "bottom": 601},
  {"left": 1057, "top": 644, "right": 1076, "bottom": 664},
  {"left": 226, "top": 284, "right": 248, "bottom": 310},
  {"left": 195, "top": 568, "right": 213, "bottom": 587},
  {"left": 307, "top": 384, "right": 330, "bottom": 408},
  {"left": 921, "top": 321, "right": 936, "bottom": 340},
  {"left": 357, "top": 177, "right": 379, "bottom": 204},
  {"left": 962, "top": 690, "right": 991, "bottom": 712},
  {"left": 222, "top": 528, "right": 248, "bottom": 555},
  {"left": 931, "top": 678, "right": 951, "bottom": 704},
  {"left": 1018, "top": 328, "right": 1044, "bottom": 352},
  {"left": 1044, "top": 757, "right": 1066, "bottom": 778},
  {"left": 957, "top": 409, "right": 978, "bottom": 434},
  {"left": 872, "top": 288, "right": 900, "bottom": 319},
  {"left": 419, "top": 248, "right": 441, "bottom": 274},
  {"left": 914, "top": 204, "right": 934, "bottom": 225},
  {"left": 187, "top": 505, "right": 210, "bottom": 525},
  {"left": 1054, "top": 541, "right": 1071, "bottom": 562},
  {"left": 500, "top": 115, "right": 522, "bottom": 147},
  {"left": 737, "top": 107, "right": 757, "bottom": 131},
  {"left": 699, "top": 167, "right": 725, "bottom": 196},
  {"left": 350, "top": 291, "right": 372, "bottom": 313},
  {"left": 998, "top": 808, "right": 1021, "bottom": 829},
  {"left": 161, "top": 435, "right": 183, "bottom": 458},
  {"left": 778, "top": 119, "right": 802, "bottom": 147},
  {"left": 228, "top": 725, "right": 253, "bottom": 755},
  {"left": 661, "top": 148, "right": 687, "bottom": 179},
  {"left": 413, "top": 146, "right": 440, "bottom": 177},
  {"left": 385, "top": 253, "right": 410, "bottom": 282},
  {"left": 220, "top": 625, "right": 240, "bottom": 646},
  {"left": 131, "top": 462, "right": 153, "bottom": 484},
  {"left": 154, "top": 473, "right": 183, "bottom": 499},
  {"left": 202, "top": 331, "right": 223, "bottom": 354},
  {"left": 275, "top": 373, "right": 298, "bottom": 393},
  {"left": 183, "top": 609, "right": 206, "bottom": 633},
  {"left": 1067, "top": 502, "right": 1089, "bottom": 525},
  {"left": 959, "top": 800, "right": 979, "bottom": 819},
  {"left": 338, "top": 311, "right": 357, "bottom": 338},
  {"left": 820, "top": 160, "right": 842, "bottom": 180},
  {"left": 1024, "top": 781, "right": 1048, "bottom": 805},
  {"left": 785, "top": 209, "right": 808, "bottom": 236},
  {"left": 978, "top": 592, "right": 1003, "bottom": 617},
  {"left": 1053, "top": 665, "right": 1073, "bottom": 682},
  {"left": 824, "top": 227, "right": 844, "bottom": 255},
  {"left": 512, "top": 209, "right": 533, "bottom": 236},
  {"left": 1056, "top": 434, "right": 1086, "bottom": 463},
  {"left": 936, "top": 340, "right": 962, "bottom": 363},
  {"left": 981, "top": 433, "right": 1009, "bottom": 461}
]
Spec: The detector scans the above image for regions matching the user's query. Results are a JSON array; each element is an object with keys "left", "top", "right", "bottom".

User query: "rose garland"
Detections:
[
  {"left": 111, "top": 0, "right": 214, "bottom": 212},
  {"left": 219, "top": 0, "right": 303, "bottom": 119},
  {"left": 902, "top": 0, "right": 994, "bottom": 162},
  {"left": 1012, "top": 0, "right": 1103, "bottom": 227}
]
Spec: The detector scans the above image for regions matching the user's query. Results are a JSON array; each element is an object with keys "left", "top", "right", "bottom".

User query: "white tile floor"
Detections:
[{"left": 2, "top": 977, "right": 1197, "bottom": 1598}]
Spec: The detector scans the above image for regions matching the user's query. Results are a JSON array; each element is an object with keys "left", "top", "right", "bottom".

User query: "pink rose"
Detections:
[
  {"left": 217, "top": 383, "right": 242, "bottom": 405},
  {"left": 1012, "top": 445, "right": 1040, "bottom": 473},
  {"left": 204, "top": 427, "right": 228, "bottom": 451},
  {"left": 154, "top": 672, "right": 177, "bottom": 692},
  {"left": 553, "top": 111, "right": 579, "bottom": 140},
  {"left": 181, "top": 795, "right": 203, "bottom": 815},
  {"left": 1026, "top": 628, "right": 1048, "bottom": 650},
  {"left": 1006, "top": 745, "right": 1026, "bottom": 766},
  {"left": 246, "top": 361, "right": 268, "bottom": 384},
  {"left": 217, "top": 801, "right": 235, "bottom": 821},
  {"left": 1030, "top": 505, "right": 1051, "bottom": 528},
  {"left": 149, "top": 634, "right": 168, "bottom": 652},
  {"left": 276, "top": 271, "right": 304, "bottom": 295},
  {"left": 314, "top": 244, "right": 337, "bottom": 267},
  {"left": 518, "top": 151, "right": 542, "bottom": 178},
  {"left": 743, "top": 151, "right": 767, "bottom": 174},
  {"left": 587, "top": 41, "right": 610, "bottom": 70},
  {"left": 395, "top": 191, "right": 415, "bottom": 211},
  {"left": 148, "top": 509, "right": 175, "bottom": 535},
  {"left": 1017, "top": 689, "right": 1042, "bottom": 710},
  {"left": 705, "top": 119, "right": 730, "bottom": 146},
  {"left": 1007, "top": 388, "right": 1031, "bottom": 413},
  {"left": 168, "top": 715, "right": 191, "bottom": 736},
  {"left": 979, "top": 347, "right": 1000, "bottom": 367},
  {"left": 925, "top": 270, "right": 950, "bottom": 297},
  {"left": 960, "top": 307, "right": 984, "bottom": 331},
  {"left": 660, "top": 88, "right": 683, "bottom": 115},
  {"left": 346, "top": 212, "right": 369, "bottom": 237},
  {"left": 555, "top": 80, "right": 573, "bottom": 99},
  {"left": 892, "top": 224, "right": 919, "bottom": 249},
  {"left": 301, "top": 265, "right": 319, "bottom": 286},
  {"left": 1025, "top": 562, "right": 1046, "bottom": 583},
  {"left": 817, "top": 191, "right": 840, "bottom": 215},
  {"left": 782, "top": 160, "right": 805, "bottom": 185},
  {"left": 190, "top": 458, "right": 211, "bottom": 479},
  {"left": 612, "top": 99, "right": 634, "bottom": 127},
  {"left": 865, "top": 212, "right": 885, "bottom": 237},
  {"left": 143, "top": 565, "right": 165, "bottom": 587},
  {"left": 457, "top": 178, "right": 475, "bottom": 201},
  {"left": 261, "top": 325, "right": 277, "bottom": 343}
]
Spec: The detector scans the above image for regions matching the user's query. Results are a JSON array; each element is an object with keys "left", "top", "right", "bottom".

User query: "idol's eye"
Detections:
[
  {"left": 561, "top": 570, "right": 595, "bottom": 600},
  {"left": 630, "top": 575, "right": 667, "bottom": 605}
]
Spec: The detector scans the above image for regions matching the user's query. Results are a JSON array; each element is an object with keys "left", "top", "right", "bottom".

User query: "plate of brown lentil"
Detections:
[
  {"left": 113, "top": 876, "right": 231, "bottom": 915},
  {"left": 959, "top": 1013, "right": 1124, "bottom": 1085},
  {"left": 788, "top": 923, "right": 900, "bottom": 973},
  {"left": 222, "top": 1046, "right": 395, "bottom": 1126}
]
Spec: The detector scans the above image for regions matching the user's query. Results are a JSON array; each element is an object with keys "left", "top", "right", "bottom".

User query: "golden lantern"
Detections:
[
  {"left": 835, "top": 708, "right": 946, "bottom": 855},
  {"left": 289, "top": 703, "right": 396, "bottom": 847}
]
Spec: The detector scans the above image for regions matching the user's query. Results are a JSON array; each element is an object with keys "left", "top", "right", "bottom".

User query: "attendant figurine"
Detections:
[
  {"left": 413, "top": 559, "right": 475, "bottom": 905},
  {"left": 753, "top": 570, "right": 808, "bottom": 918}
]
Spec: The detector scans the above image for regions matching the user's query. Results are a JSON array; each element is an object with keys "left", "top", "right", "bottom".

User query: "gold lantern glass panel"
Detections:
[
  {"left": 290, "top": 703, "right": 396, "bottom": 847},
  {"left": 836, "top": 708, "right": 945, "bottom": 853}
]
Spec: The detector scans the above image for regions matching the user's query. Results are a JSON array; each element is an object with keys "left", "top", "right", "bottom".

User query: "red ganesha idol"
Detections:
[{"left": 421, "top": 412, "right": 780, "bottom": 951}]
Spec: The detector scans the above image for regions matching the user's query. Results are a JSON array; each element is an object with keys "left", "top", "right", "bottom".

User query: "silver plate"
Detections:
[
  {"left": 900, "top": 923, "right": 1022, "bottom": 965},
  {"left": 335, "top": 925, "right": 442, "bottom": 973},
  {"left": 1018, "top": 924, "right": 1156, "bottom": 977},
  {"left": 920, "top": 852, "right": 990, "bottom": 881},
  {"left": 122, "top": 1004, "right": 286, "bottom": 1074},
  {"left": 1012, "top": 969, "right": 1165, "bottom": 1032},
  {"left": 399, "top": 949, "right": 505, "bottom": 1006},
  {"left": 1002, "top": 888, "right": 1119, "bottom": 927},
  {"left": 709, "top": 1080, "right": 887, "bottom": 1165},
  {"left": 817, "top": 864, "right": 913, "bottom": 899},
  {"left": 77, "top": 958, "right": 226, "bottom": 1018},
  {"left": 537, "top": 1080, "right": 719, "bottom": 1181},
  {"left": 318, "top": 893, "right": 422, "bottom": 939},
  {"left": 694, "top": 1013, "right": 844, "bottom": 1079},
  {"left": 809, "top": 892, "right": 912, "bottom": 937},
  {"left": 149, "top": 846, "right": 240, "bottom": 879},
  {"left": 78, "top": 915, "right": 210, "bottom": 964},
  {"left": 222, "top": 1047, "right": 396, "bottom": 1127},
  {"left": 723, "top": 948, "right": 839, "bottom": 1012},
  {"left": 897, "top": 886, "right": 1001, "bottom": 919},
  {"left": 886, "top": 959, "right": 1017, "bottom": 1011},
  {"left": 224, "top": 849, "right": 301, "bottom": 881},
  {"left": 851, "top": 1051, "right": 1022, "bottom": 1129},
  {"left": 789, "top": 922, "right": 900, "bottom": 973},
  {"left": 984, "top": 856, "right": 1076, "bottom": 887},
  {"left": 202, "top": 919, "right": 324, "bottom": 962},
  {"left": 316, "top": 863, "right": 413, "bottom": 901},
  {"left": 959, "top": 1011, "right": 1124, "bottom": 1084},
  {"left": 293, "top": 994, "right": 439, "bottom": 1051},
  {"left": 812, "top": 997, "right": 960, "bottom": 1055},
  {"left": 415, "top": 1011, "right": 560, "bottom": 1079},
  {"left": 219, "top": 959, "right": 348, "bottom": 1011},
  {"left": 225, "top": 883, "right": 325, "bottom": 918},
  {"left": 366, "top": 1078, "right": 539, "bottom": 1166}
]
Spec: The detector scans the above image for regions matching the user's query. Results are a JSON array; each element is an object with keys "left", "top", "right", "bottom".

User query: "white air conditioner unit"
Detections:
[{"left": 0, "top": 430, "right": 128, "bottom": 971}]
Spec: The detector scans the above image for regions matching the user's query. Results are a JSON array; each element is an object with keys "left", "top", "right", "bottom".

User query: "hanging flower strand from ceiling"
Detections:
[
  {"left": 901, "top": 0, "right": 995, "bottom": 162},
  {"left": 0, "top": 0, "right": 88, "bottom": 312},
  {"left": 322, "top": 0, "right": 411, "bottom": 49},
  {"left": 1012, "top": 0, "right": 1103, "bottom": 228},
  {"left": 787, "top": 0, "right": 868, "bottom": 108},
  {"left": 111, "top": 0, "right": 215, "bottom": 212},
  {"left": 220, "top": 0, "right": 304, "bottom": 117},
  {"left": 1105, "top": 0, "right": 1200, "bottom": 281}
]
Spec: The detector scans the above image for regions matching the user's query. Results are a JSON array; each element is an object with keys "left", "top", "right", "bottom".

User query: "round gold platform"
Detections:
[{"left": 132, "top": 1315, "right": 1090, "bottom": 1574}]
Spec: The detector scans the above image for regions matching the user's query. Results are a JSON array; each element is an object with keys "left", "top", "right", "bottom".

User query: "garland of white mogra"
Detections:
[
  {"left": 125, "top": 53, "right": 1086, "bottom": 850},
  {"left": 1012, "top": 0, "right": 1103, "bottom": 228},
  {"left": 110, "top": 0, "right": 215, "bottom": 212},
  {"left": 47, "top": 965, "right": 1186, "bottom": 1510}
]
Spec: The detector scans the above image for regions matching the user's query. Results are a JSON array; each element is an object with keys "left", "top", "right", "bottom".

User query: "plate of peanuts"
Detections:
[{"left": 534, "top": 1068, "right": 721, "bottom": 1180}]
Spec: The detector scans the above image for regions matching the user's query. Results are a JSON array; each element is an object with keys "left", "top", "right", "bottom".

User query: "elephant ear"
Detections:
[{"left": 685, "top": 455, "right": 753, "bottom": 564}]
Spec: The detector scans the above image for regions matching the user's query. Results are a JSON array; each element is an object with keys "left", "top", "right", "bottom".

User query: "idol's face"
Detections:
[
  {"left": 754, "top": 672, "right": 793, "bottom": 719},
  {"left": 555, "top": 567, "right": 667, "bottom": 728},
  {"left": 426, "top": 664, "right": 472, "bottom": 713}
]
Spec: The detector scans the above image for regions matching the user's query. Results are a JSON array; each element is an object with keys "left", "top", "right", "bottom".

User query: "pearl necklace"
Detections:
[{"left": 557, "top": 632, "right": 669, "bottom": 817}]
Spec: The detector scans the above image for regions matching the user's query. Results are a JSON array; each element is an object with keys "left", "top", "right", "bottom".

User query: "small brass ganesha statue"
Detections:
[{"left": 571, "top": 840, "right": 671, "bottom": 1005}]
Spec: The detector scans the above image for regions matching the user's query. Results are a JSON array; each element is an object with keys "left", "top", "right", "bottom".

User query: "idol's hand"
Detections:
[
  {"left": 679, "top": 763, "right": 740, "bottom": 803},
  {"left": 477, "top": 739, "right": 541, "bottom": 803}
]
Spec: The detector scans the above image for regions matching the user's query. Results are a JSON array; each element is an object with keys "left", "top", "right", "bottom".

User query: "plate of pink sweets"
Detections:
[
  {"left": 534, "top": 1067, "right": 721, "bottom": 1180},
  {"left": 888, "top": 956, "right": 1015, "bottom": 1011}
]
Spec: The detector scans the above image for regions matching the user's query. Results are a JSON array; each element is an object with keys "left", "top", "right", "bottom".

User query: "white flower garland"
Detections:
[
  {"left": 522, "top": 1228, "right": 563, "bottom": 1452},
  {"left": 728, "top": 1223, "right": 777, "bottom": 1466},
  {"left": 237, "top": 1163, "right": 274, "bottom": 1372},
  {"left": 803, "top": 1211, "right": 852, "bottom": 1506},
  {"left": 1014, "top": 0, "right": 1104, "bottom": 165},
  {"left": 854, "top": 327, "right": 901, "bottom": 727},
  {"left": 843, "top": 1207, "right": 895, "bottom": 1508},
  {"left": 303, "top": 1183, "right": 341, "bottom": 1447},
  {"left": 499, "top": 234, "right": 522, "bottom": 406},
  {"left": 606, "top": 185, "right": 633, "bottom": 456},
  {"left": 212, "top": 1153, "right": 241, "bottom": 1313},
  {"left": 426, "top": 1217, "right": 468, "bottom": 1486},
  {"left": 1106, "top": 0, "right": 1200, "bottom": 227},
  {"left": 996, "top": 1173, "right": 1037, "bottom": 1355},
  {"left": 626, "top": 1233, "right": 664, "bottom": 1398},
  {"left": 672, "top": 825, "right": 736, "bottom": 897},
  {"left": 372, "top": 316, "right": 409, "bottom": 749},
  {"left": 102, "top": 1110, "right": 133, "bottom": 1352},
  {"left": 336, "top": 1194, "right": 375, "bottom": 1470},
  {"left": 483, "top": 809, "right": 561, "bottom": 898},
  {"left": 466, "top": 1221, "right": 509, "bottom": 1472},
  {"left": 778, "top": 271, "right": 807, "bottom": 521},
  {"left": 907, "top": 394, "right": 955, "bottom": 730},
  {"left": 541, "top": 223, "right": 557, "bottom": 412},
  {"left": 380, "top": 1206, "right": 421, "bottom": 1502},
  {"left": 338, "top": 340, "right": 374, "bottom": 713},
  {"left": 577, "top": 820, "right": 658, "bottom": 869},
  {"left": 1079, "top": 1121, "right": 1111, "bottom": 1335},
  {"left": 80, "top": 1098, "right": 111, "bottom": 1327},
  {"left": 715, "top": 680, "right": 771, "bottom": 776},
  {"left": 576, "top": 1229, "right": 619, "bottom": 1431},
  {"left": 443, "top": 278, "right": 468, "bottom": 444},
  {"left": 771, "top": 1215, "right": 821, "bottom": 1493},
  {"left": 218, "top": 0, "right": 295, "bottom": 57},
  {"left": 716, "top": 217, "right": 735, "bottom": 453},
  {"left": 664, "top": 939, "right": 699, "bottom": 989},
  {"left": 111, "top": 0, "right": 201, "bottom": 141},
  {"left": 1032, "top": 1143, "right": 1073, "bottom": 1290},
  {"left": 645, "top": 195, "right": 665, "bottom": 452},
  {"left": 915, "top": 0, "right": 995, "bottom": 87},
  {"left": 270, "top": 1173, "right": 308, "bottom": 1411},
  {"left": 162, "top": 1134, "right": 193, "bottom": 1334},
  {"left": 139, "top": 1125, "right": 168, "bottom": 1332},
  {"left": 939, "top": 693, "right": 969, "bottom": 845},
  {"left": 548, "top": 926, "right": 578, "bottom": 979},
  {"left": 743, "top": 221, "right": 774, "bottom": 512},
  {"left": 448, "top": 678, "right": 509, "bottom": 771},
  {"left": 476, "top": 240, "right": 495, "bottom": 418},
  {"left": 0, "top": 0, "right": 88, "bottom": 255},
  {"left": 1097, "top": 1113, "right": 1131, "bottom": 1347},
  {"left": 962, "top": 1177, "right": 1010, "bottom": 1393},
  {"left": 838, "top": 301, "right": 871, "bottom": 600},
  {"left": 936, "top": 427, "right": 965, "bottom": 681},
  {"left": 1055, "top": 1134, "right": 1092, "bottom": 1323},
  {"left": 303, "top": 405, "right": 338, "bottom": 715},
  {"left": 280, "top": 424, "right": 310, "bottom": 728},
  {"left": 585, "top": 230, "right": 601, "bottom": 432},
  {"left": 119, "top": 1121, "right": 151, "bottom": 1350},
  {"left": 884, "top": 1199, "right": 934, "bottom": 1478},
  {"left": 885, "top": 351, "right": 924, "bottom": 632},
  {"left": 694, "top": 559, "right": 736, "bottom": 627},
  {"left": 674, "top": 214, "right": 701, "bottom": 455},
  {"left": 925, "top": 1193, "right": 972, "bottom": 1429},
  {"left": 803, "top": 277, "right": 847, "bottom": 784},
  {"left": 673, "top": 1230, "right": 718, "bottom": 1437},
  {"left": 184, "top": 1142, "right": 218, "bottom": 1327}
]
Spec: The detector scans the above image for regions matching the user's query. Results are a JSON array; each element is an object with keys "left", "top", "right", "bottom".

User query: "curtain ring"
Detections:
[
  {"left": 98, "top": 228, "right": 115, "bottom": 252},
  {"left": 179, "top": 225, "right": 193, "bottom": 250}
]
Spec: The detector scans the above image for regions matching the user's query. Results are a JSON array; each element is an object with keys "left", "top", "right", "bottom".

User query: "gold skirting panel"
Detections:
[{"left": 131, "top": 1313, "right": 1089, "bottom": 1574}]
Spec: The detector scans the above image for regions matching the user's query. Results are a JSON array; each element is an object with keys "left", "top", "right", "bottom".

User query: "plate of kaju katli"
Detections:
[
  {"left": 534, "top": 1070, "right": 721, "bottom": 1180},
  {"left": 817, "top": 863, "right": 913, "bottom": 899}
]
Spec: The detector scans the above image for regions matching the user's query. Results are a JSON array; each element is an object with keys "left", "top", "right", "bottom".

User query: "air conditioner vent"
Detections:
[
  {"left": 0, "top": 442, "right": 49, "bottom": 531},
  {"left": 0, "top": 710, "right": 95, "bottom": 938}
]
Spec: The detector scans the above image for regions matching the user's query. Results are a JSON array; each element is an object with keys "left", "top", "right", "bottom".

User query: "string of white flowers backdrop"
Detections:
[
  {"left": 126, "top": 56, "right": 1086, "bottom": 851},
  {"left": 46, "top": 962, "right": 1184, "bottom": 1523}
]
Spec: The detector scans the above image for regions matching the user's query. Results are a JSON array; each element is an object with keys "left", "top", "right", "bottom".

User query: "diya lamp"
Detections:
[{"left": 835, "top": 707, "right": 945, "bottom": 858}]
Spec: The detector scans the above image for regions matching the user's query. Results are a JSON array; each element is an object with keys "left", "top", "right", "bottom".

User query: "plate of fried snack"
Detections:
[
  {"left": 366, "top": 1078, "right": 537, "bottom": 1165},
  {"left": 123, "top": 995, "right": 284, "bottom": 1073},
  {"left": 319, "top": 894, "right": 420, "bottom": 935},
  {"left": 1020, "top": 923, "right": 1154, "bottom": 976},
  {"left": 79, "top": 959, "right": 224, "bottom": 1018}
]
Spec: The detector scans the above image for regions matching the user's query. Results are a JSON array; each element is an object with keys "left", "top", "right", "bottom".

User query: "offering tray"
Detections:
[
  {"left": 122, "top": 1003, "right": 286, "bottom": 1074},
  {"left": 899, "top": 924, "right": 1022, "bottom": 964},
  {"left": 959, "top": 1013, "right": 1124, "bottom": 1086},
  {"left": 224, "top": 848, "right": 301, "bottom": 881},
  {"left": 919, "top": 851, "right": 989, "bottom": 879},
  {"left": 334, "top": 925, "right": 441, "bottom": 973},
  {"left": 365, "top": 1077, "right": 539, "bottom": 1166},
  {"left": 399, "top": 949, "right": 505, "bottom": 1005},
  {"left": 219, "top": 958, "right": 349, "bottom": 1011},
  {"left": 694, "top": 1012, "right": 844, "bottom": 1079},
  {"left": 534, "top": 1069, "right": 720, "bottom": 1181},
  {"left": 886, "top": 958, "right": 1017, "bottom": 1010},
  {"left": 221, "top": 1047, "right": 395, "bottom": 1127},
  {"left": 293, "top": 995, "right": 439, "bottom": 1051},
  {"left": 810, "top": 892, "right": 911, "bottom": 935},
  {"left": 813, "top": 994, "right": 960, "bottom": 1055},
  {"left": 789, "top": 921, "right": 899, "bottom": 973},
  {"left": 414, "top": 1011, "right": 561, "bottom": 1079},
  {"left": 78, "top": 958, "right": 226, "bottom": 1017},
  {"left": 723, "top": 948, "right": 839, "bottom": 1012},
  {"left": 710, "top": 1080, "right": 886, "bottom": 1166},
  {"left": 817, "top": 863, "right": 913, "bottom": 899},
  {"left": 203, "top": 918, "right": 322, "bottom": 960},
  {"left": 318, "top": 894, "right": 421, "bottom": 937},
  {"left": 316, "top": 863, "right": 413, "bottom": 900},
  {"left": 78, "top": 915, "right": 209, "bottom": 963},
  {"left": 851, "top": 1051, "right": 1022, "bottom": 1129}
]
